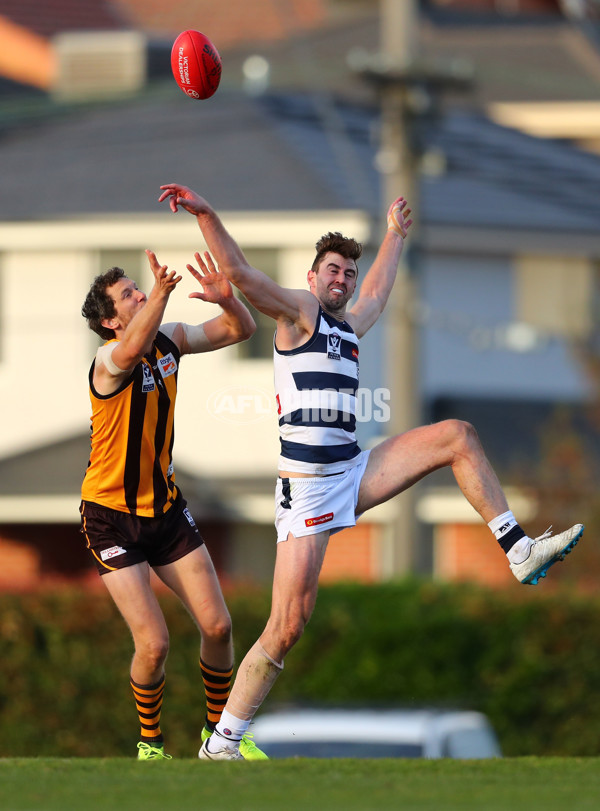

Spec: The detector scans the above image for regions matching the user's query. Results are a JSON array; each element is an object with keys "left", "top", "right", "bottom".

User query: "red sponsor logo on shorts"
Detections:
[{"left": 305, "top": 512, "right": 334, "bottom": 527}]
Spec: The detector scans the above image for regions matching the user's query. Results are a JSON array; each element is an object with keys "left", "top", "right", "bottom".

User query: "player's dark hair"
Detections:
[
  {"left": 311, "top": 232, "right": 363, "bottom": 274},
  {"left": 82, "top": 267, "right": 126, "bottom": 340}
]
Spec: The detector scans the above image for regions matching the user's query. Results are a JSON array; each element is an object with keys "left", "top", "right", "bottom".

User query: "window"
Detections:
[
  {"left": 515, "top": 254, "right": 593, "bottom": 339},
  {"left": 86, "top": 250, "right": 147, "bottom": 350},
  {"left": 236, "top": 249, "right": 279, "bottom": 360},
  {"left": 97, "top": 249, "right": 146, "bottom": 290}
]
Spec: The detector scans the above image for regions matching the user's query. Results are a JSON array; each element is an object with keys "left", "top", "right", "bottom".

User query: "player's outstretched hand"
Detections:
[
  {"left": 145, "top": 249, "right": 182, "bottom": 295},
  {"left": 158, "top": 183, "right": 211, "bottom": 216},
  {"left": 187, "top": 251, "right": 234, "bottom": 305},
  {"left": 387, "top": 197, "right": 412, "bottom": 239}
]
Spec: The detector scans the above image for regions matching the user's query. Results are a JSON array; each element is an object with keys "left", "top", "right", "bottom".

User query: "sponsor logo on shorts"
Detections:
[
  {"left": 100, "top": 545, "right": 127, "bottom": 561},
  {"left": 183, "top": 508, "right": 196, "bottom": 528},
  {"left": 158, "top": 353, "right": 177, "bottom": 378},
  {"left": 305, "top": 512, "right": 334, "bottom": 527},
  {"left": 142, "top": 363, "right": 155, "bottom": 393}
]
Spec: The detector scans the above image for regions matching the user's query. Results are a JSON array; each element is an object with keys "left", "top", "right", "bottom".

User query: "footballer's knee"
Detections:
[
  {"left": 267, "top": 613, "right": 307, "bottom": 658},
  {"left": 205, "top": 615, "right": 232, "bottom": 646},
  {"left": 443, "top": 419, "right": 480, "bottom": 454},
  {"left": 136, "top": 636, "right": 169, "bottom": 672}
]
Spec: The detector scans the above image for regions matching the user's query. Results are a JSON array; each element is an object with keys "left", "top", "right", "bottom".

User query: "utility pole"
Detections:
[
  {"left": 358, "top": 0, "right": 472, "bottom": 577},
  {"left": 375, "top": 0, "right": 421, "bottom": 577}
]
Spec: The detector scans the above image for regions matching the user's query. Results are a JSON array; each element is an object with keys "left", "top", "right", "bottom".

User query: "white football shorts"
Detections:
[{"left": 274, "top": 450, "right": 371, "bottom": 542}]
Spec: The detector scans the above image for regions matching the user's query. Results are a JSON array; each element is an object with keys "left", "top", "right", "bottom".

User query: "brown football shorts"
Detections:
[{"left": 80, "top": 493, "right": 204, "bottom": 575}]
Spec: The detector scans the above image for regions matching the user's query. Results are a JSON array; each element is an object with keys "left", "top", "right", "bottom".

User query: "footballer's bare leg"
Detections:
[
  {"left": 155, "top": 545, "right": 233, "bottom": 669},
  {"left": 201, "top": 529, "right": 329, "bottom": 759},
  {"left": 228, "top": 528, "right": 329, "bottom": 719},
  {"left": 356, "top": 419, "right": 508, "bottom": 521},
  {"left": 103, "top": 562, "right": 170, "bottom": 684},
  {"left": 355, "top": 419, "right": 584, "bottom": 586}
]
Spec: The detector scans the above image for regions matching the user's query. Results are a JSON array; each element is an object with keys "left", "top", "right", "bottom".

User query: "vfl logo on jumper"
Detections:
[
  {"left": 100, "top": 545, "right": 126, "bottom": 562},
  {"left": 327, "top": 333, "right": 342, "bottom": 360},
  {"left": 183, "top": 508, "right": 197, "bottom": 529},
  {"left": 305, "top": 512, "right": 334, "bottom": 528},
  {"left": 158, "top": 353, "right": 177, "bottom": 379},
  {"left": 142, "top": 363, "right": 155, "bottom": 393}
]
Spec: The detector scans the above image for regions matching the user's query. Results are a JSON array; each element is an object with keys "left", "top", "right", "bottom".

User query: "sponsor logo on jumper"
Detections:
[
  {"left": 101, "top": 545, "right": 126, "bottom": 561},
  {"left": 158, "top": 353, "right": 177, "bottom": 378},
  {"left": 327, "top": 332, "right": 341, "bottom": 360},
  {"left": 183, "top": 508, "right": 196, "bottom": 528},
  {"left": 305, "top": 512, "right": 334, "bottom": 527},
  {"left": 142, "top": 363, "right": 155, "bottom": 393},
  {"left": 352, "top": 348, "right": 359, "bottom": 359}
]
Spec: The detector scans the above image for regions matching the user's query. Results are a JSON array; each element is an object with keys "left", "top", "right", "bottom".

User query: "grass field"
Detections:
[{"left": 1, "top": 757, "right": 599, "bottom": 811}]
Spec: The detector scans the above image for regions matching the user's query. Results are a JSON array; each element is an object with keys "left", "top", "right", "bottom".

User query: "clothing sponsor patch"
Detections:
[
  {"left": 100, "top": 545, "right": 127, "bottom": 561},
  {"left": 183, "top": 508, "right": 196, "bottom": 528},
  {"left": 352, "top": 348, "right": 359, "bottom": 359},
  {"left": 167, "top": 462, "right": 174, "bottom": 477},
  {"left": 327, "top": 332, "right": 341, "bottom": 360},
  {"left": 305, "top": 512, "right": 334, "bottom": 527},
  {"left": 142, "top": 363, "right": 155, "bottom": 393},
  {"left": 158, "top": 353, "right": 177, "bottom": 378}
]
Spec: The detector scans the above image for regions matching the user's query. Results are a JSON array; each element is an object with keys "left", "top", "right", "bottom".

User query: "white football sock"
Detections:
[
  {"left": 487, "top": 510, "right": 518, "bottom": 539},
  {"left": 208, "top": 710, "right": 250, "bottom": 752}
]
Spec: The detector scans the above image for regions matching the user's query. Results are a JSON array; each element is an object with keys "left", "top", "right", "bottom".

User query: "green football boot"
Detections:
[
  {"left": 137, "top": 741, "right": 172, "bottom": 761},
  {"left": 200, "top": 726, "right": 269, "bottom": 761}
]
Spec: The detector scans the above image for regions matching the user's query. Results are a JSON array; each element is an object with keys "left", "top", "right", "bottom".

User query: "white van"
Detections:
[{"left": 250, "top": 708, "right": 502, "bottom": 759}]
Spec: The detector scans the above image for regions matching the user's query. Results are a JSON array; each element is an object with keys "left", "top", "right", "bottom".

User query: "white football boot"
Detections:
[
  {"left": 510, "top": 524, "right": 584, "bottom": 585},
  {"left": 198, "top": 737, "right": 244, "bottom": 761}
]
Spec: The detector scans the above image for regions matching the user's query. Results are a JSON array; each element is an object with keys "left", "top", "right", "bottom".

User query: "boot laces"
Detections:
[{"left": 534, "top": 526, "right": 553, "bottom": 543}]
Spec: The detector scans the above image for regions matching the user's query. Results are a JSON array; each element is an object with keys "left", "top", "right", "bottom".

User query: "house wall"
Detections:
[
  {"left": 419, "top": 250, "right": 593, "bottom": 404},
  {"left": 0, "top": 211, "right": 369, "bottom": 473},
  {"left": 0, "top": 215, "right": 597, "bottom": 589}
]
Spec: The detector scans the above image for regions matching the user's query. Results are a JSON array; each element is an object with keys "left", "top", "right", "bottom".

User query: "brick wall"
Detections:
[
  {"left": 319, "top": 522, "right": 381, "bottom": 583},
  {"left": 116, "top": 0, "right": 329, "bottom": 45},
  {"left": 434, "top": 522, "right": 513, "bottom": 587},
  {"left": 0, "top": 536, "right": 40, "bottom": 590}
]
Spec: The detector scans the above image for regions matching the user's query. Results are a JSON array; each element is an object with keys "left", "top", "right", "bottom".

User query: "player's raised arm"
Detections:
[
  {"left": 158, "top": 183, "right": 316, "bottom": 332},
  {"left": 162, "top": 251, "right": 256, "bottom": 354},
  {"left": 92, "top": 251, "right": 182, "bottom": 398},
  {"left": 108, "top": 250, "right": 181, "bottom": 369},
  {"left": 346, "top": 197, "right": 412, "bottom": 339}
]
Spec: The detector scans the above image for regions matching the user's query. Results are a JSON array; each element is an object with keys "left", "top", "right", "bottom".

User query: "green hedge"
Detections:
[{"left": 1, "top": 581, "right": 599, "bottom": 757}]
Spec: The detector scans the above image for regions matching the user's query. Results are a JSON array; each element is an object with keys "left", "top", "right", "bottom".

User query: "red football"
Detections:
[{"left": 171, "top": 30, "right": 222, "bottom": 100}]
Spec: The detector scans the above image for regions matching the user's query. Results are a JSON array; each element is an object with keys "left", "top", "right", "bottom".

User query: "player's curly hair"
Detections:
[
  {"left": 82, "top": 267, "right": 126, "bottom": 340},
  {"left": 311, "top": 232, "right": 363, "bottom": 274}
]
